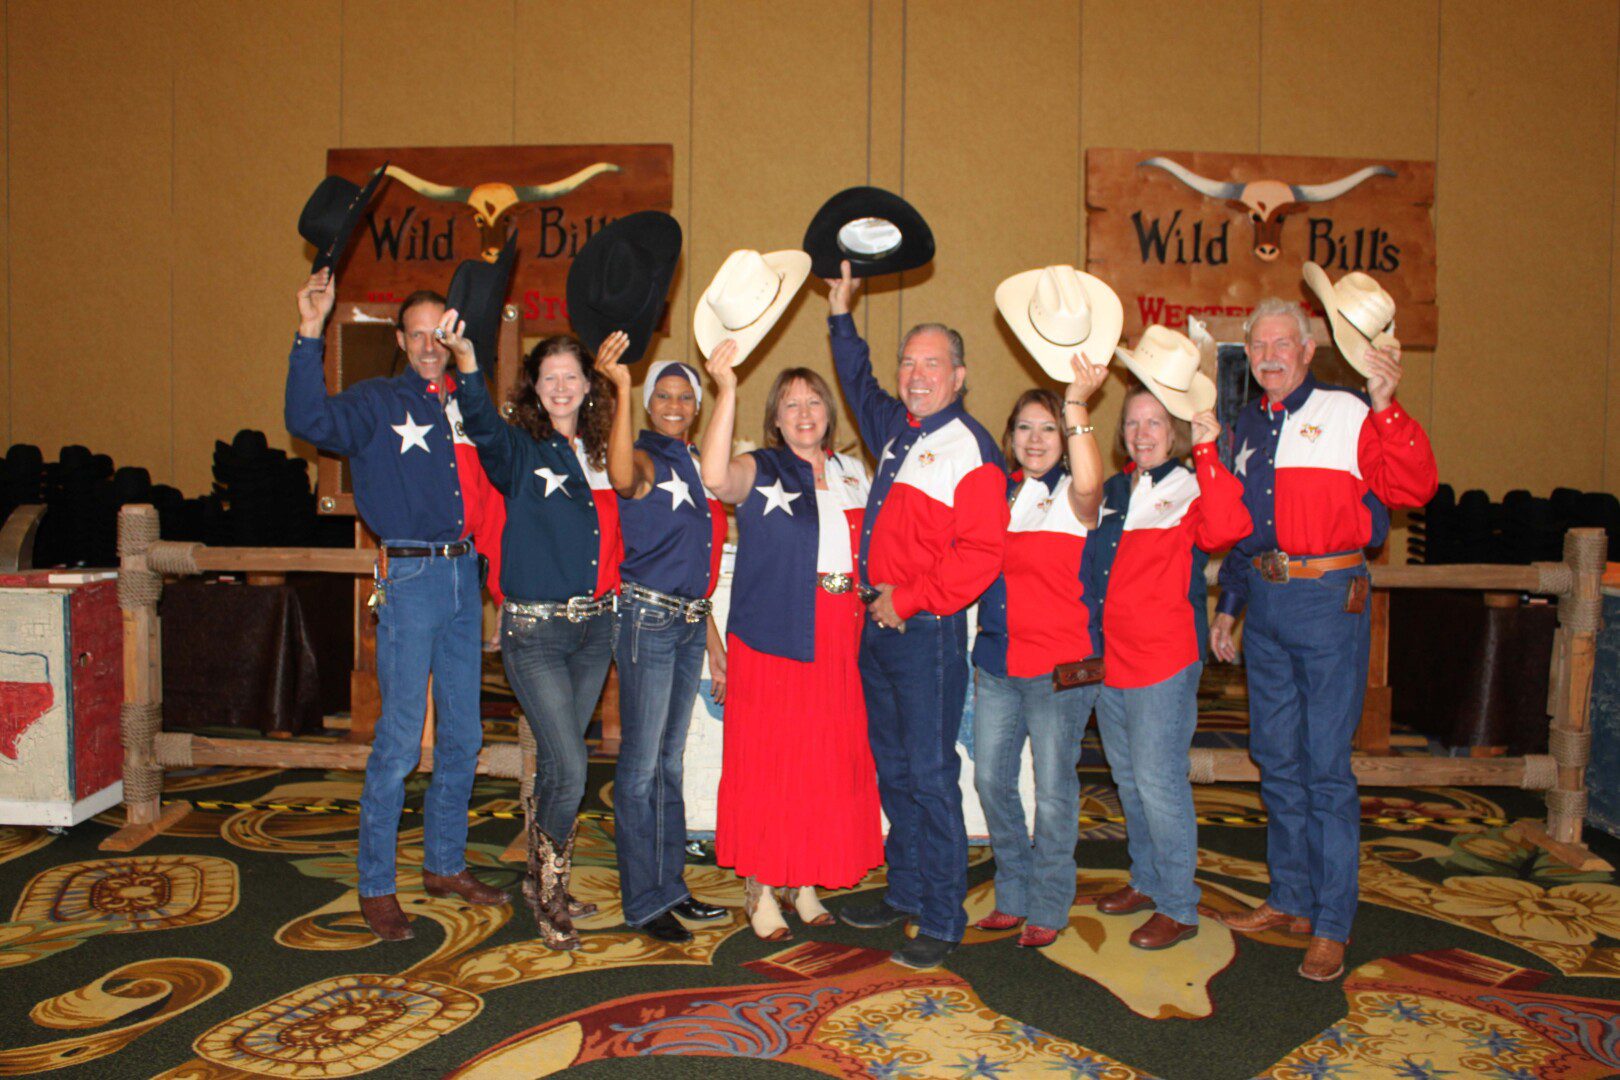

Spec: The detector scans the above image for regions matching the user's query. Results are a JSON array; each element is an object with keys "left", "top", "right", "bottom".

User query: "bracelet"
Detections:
[
  {"left": 1065, "top": 424, "right": 1094, "bottom": 437},
  {"left": 1065, "top": 399, "right": 1088, "bottom": 407}
]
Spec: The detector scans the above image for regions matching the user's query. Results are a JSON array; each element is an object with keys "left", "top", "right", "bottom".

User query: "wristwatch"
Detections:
[{"left": 1065, "top": 424, "right": 1095, "bottom": 438}]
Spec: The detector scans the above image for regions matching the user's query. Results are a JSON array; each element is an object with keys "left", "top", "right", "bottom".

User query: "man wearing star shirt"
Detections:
[
  {"left": 1211, "top": 297, "right": 1436, "bottom": 981},
  {"left": 824, "top": 261, "right": 1010, "bottom": 970},
  {"left": 285, "top": 269, "right": 509, "bottom": 942}
]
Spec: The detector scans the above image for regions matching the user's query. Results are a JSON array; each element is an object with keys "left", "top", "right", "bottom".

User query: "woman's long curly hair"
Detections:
[{"left": 507, "top": 334, "right": 614, "bottom": 471}]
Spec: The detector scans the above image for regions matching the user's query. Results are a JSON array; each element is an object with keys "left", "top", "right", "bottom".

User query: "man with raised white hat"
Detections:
[
  {"left": 1210, "top": 268, "right": 1437, "bottom": 981},
  {"left": 823, "top": 260, "right": 1009, "bottom": 970}
]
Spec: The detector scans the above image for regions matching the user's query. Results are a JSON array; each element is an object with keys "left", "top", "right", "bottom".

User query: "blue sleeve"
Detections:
[
  {"left": 1216, "top": 550, "right": 1249, "bottom": 617},
  {"left": 455, "top": 369, "right": 526, "bottom": 496},
  {"left": 283, "top": 335, "right": 376, "bottom": 457},
  {"left": 828, "top": 314, "right": 908, "bottom": 459}
]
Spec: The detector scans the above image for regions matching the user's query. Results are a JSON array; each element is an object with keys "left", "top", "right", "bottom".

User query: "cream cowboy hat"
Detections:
[
  {"left": 1115, "top": 324, "right": 1217, "bottom": 421},
  {"left": 995, "top": 265, "right": 1124, "bottom": 381},
  {"left": 1302, "top": 261, "right": 1399, "bottom": 377},
  {"left": 693, "top": 248, "right": 812, "bottom": 364}
]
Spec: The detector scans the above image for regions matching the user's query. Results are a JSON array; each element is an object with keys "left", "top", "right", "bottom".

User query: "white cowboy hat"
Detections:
[
  {"left": 1115, "top": 324, "right": 1217, "bottom": 421},
  {"left": 693, "top": 248, "right": 812, "bottom": 364},
  {"left": 995, "top": 265, "right": 1124, "bottom": 380},
  {"left": 1302, "top": 261, "right": 1399, "bottom": 377}
]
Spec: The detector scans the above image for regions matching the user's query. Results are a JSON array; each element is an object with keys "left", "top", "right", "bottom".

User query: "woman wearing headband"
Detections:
[
  {"left": 699, "top": 339, "right": 882, "bottom": 941},
  {"left": 598, "top": 340, "right": 731, "bottom": 945}
]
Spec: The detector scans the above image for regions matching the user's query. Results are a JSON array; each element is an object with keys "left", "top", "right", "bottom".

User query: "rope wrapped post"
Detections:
[
  {"left": 501, "top": 718, "right": 539, "bottom": 864},
  {"left": 100, "top": 504, "right": 193, "bottom": 851}
]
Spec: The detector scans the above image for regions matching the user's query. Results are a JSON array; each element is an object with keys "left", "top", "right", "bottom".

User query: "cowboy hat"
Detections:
[
  {"left": 1115, "top": 325, "right": 1217, "bottom": 421},
  {"left": 1301, "top": 261, "right": 1399, "bottom": 376},
  {"left": 803, "top": 187, "right": 935, "bottom": 279},
  {"left": 995, "top": 265, "right": 1123, "bottom": 381},
  {"left": 298, "top": 164, "right": 390, "bottom": 273},
  {"left": 446, "top": 232, "right": 519, "bottom": 370},
  {"left": 567, "top": 211, "right": 682, "bottom": 365},
  {"left": 693, "top": 249, "right": 812, "bottom": 364}
]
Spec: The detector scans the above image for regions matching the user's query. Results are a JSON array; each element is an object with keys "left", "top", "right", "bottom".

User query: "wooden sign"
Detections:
[
  {"left": 326, "top": 144, "right": 674, "bottom": 333},
  {"left": 1086, "top": 148, "right": 1436, "bottom": 347}
]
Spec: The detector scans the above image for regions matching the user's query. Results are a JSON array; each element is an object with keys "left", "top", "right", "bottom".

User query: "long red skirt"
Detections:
[{"left": 715, "top": 589, "right": 883, "bottom": 889}]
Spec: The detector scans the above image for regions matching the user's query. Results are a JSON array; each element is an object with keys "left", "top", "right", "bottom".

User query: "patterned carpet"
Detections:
[{"left": 4, "top": 677, "right": 1620, "bottom": 1078}]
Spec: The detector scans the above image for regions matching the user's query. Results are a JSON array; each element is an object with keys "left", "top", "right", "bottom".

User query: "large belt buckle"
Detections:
[
  {"left": 685, "top": 598, "right": 712, "bottom": 623},
  {"left": 820, "top": 573, "right": 852, "bottom": 595},
  {"left": 565, "top": 596, "right": 591, "bottom": 623},
  {"left": 1259, "top": 550, "right": 1291, "bottom": 584}
]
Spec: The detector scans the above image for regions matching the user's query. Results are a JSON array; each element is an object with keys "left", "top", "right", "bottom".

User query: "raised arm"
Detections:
[
  {"left": 438, "top": 308, "right": 526, "bottom": 496},
  {"left": 1357, "top": 344, "right": 1438, "bottom": 509},
  {"left": 284, "top": 269, "right": 377, "bottom": 456},
  {"left": 1063, "top": 354, "right": 1109, "bottom": 527},
  {"left": 596, "top": 331, "right": 654, "bottom": 499},
  {"left": 825, "top": 260, "right": 906, "bottom": 456},
  {"left": 698, "top": 339, "right": 757, "bottom": 503},
  {"left": 1188, "top": 411, "right": 1253, "bottom": 553}
]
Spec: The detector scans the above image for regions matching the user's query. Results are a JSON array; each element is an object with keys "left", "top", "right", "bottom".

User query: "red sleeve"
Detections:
[
  {"left": 891, "top": 462, "right": 1009, "bottom": 620},
  {"left": 1358, "top": 399, "right": 1438, "bottom": 509},
  {"left": 464, "top": 457, "right": 507, "bottom": 606},
  {"left": 1189, "top": 443, "right": 1253, "bottom": 553}
]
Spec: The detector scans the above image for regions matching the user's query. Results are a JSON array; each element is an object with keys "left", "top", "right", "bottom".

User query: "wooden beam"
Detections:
[
  {"left": 1193, "top": 748, "right": 1551, "bottom": 788},
  {"left": 0, "top": 504, "right": 46, "bottom": 571},
  {"left": 1509, "top": 819, "right": 1613, "bottom": 872},
  {"left": 99, "top": 800, "right": 192, "bottom": 852},
  {"left": 175, "top": 735, "right": 521, "bottom": 777},
  {"left": 190, "top": 546, "right": 377, "bottom": 575}
]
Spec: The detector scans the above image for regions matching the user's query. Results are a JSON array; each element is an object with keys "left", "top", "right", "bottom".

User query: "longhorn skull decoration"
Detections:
[
  {"left": 384, "top": 162, "right": 621, "bottom": 260},
  {"left": 1139, "top": 157, "right": 1395, "bottom": 262}
]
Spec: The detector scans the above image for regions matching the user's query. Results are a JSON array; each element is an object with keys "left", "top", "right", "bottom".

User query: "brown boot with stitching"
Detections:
[
  {"left": 1096, "top": 886, "right": 1156, "bottom": 915},
  {"left": 359, "top": 894, "right": 414, "bottom": 941},
  {"left": 1299, "top": 936, "right": 1347, "bottom": 981},
  {"left": 1129, "top": 913, "right": 1199, "bottom": 950},
  {"left": 521, "top": 797, "right": 580, "bottom": 951},
  {"left": 1217, "top": 902, "right": 1312, "bottom": 935},
  {"left": 423, "top": 869, "right": 509, "bottom": 905}
]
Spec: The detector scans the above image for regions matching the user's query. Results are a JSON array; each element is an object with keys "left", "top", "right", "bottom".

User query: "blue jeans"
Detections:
[
  {"left": 860, "top": 613, "right": 970, "bottom": 943},
  {"left": 1095, "top": 661, "right": 1202, "bottom": 926},
  {"left": 359, "top": 546, "right": 483, "bottom": 898},
  {"left": 501, "top": 605, "right": 615, "bottom": 841},
  {"left": 1243, "top": 565, "right": 1370, "bottom": 943},
  {"left": 973, "top": 667, "right": 1097, "bottom": 930},
  {"left": 614, "top": 591, "right": 706, "bottom": 926}
]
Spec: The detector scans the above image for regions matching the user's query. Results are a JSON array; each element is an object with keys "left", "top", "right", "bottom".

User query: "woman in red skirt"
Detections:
[{"left": 699, "top": 338, "right": 883, "bottom": 940}]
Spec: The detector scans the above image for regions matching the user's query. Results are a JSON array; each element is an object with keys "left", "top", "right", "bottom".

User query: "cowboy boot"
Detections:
[
  {"left": 557, "top": 823, "right": 597, "bottom": 918},
  {"left": 521, "top": 796, "right": 579, "bottom": 951}
]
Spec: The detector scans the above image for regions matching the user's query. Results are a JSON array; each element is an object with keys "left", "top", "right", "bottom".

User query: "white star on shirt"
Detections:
[
  {"left": 534, "top": 467, "right": 569, "bottom": 497},
  {"left": 755, "top": 479, "right": 801, "bottom": 516},
  {"left": 879, "top": 440, "right": 898, "bottom": 467},
  {"left": 1097, "top": 504, "right": 1117, "bottom": 524},
  {"left": 657, "top": 475, "right": 694, "bottom": 510},
  {"left": 1233, "top": 439, "right": 1256, "bottom": 477},
  {"left": 392, "top": 414, "right": 432, "bottom": 455}
]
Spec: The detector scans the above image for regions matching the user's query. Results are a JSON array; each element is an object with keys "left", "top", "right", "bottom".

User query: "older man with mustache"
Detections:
[{"left": 1211, "top": 297, "right": 1437, "bottom": 981}]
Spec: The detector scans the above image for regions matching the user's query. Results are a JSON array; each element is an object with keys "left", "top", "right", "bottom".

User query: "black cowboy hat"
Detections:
[
  {"left": 447, "top": 231, "right": 520, "bottom": 371},
  {"left": 298, "top": 163, "right": 390, "bottom": 273},
  {"left": 566, "top": 211, "right": 682, "bottom": 365},
  {"left": 803, "top": 186, "right": 934, "bottom": 279}
]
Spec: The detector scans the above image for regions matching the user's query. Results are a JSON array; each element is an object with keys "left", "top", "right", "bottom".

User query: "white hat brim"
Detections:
[
  {"left": 694, "top": 250, "right": 813, "bottom": 365},
  {"left": 1302, "top": 261, "right": 1389, "bottom": 378},
  {"left": 1116, "top": 346, "right": 1217, "bottom": 422},
  {"left": 995, "top": 268, "right": 1124, "bottom": 381}
]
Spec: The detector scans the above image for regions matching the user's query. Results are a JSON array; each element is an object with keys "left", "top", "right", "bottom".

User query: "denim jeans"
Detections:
[
  {"left": 614, "top": 591, "right": 707, "bottom": 926},
  {"left": 359, "top": 546, "right": 483, "bottom": 898},
  {"left": 1094, "top": 661, "right": 1203, "bottom": 926},
  {"left": 973, "top": 667, "right": 1097, "bottom": 930},
  {"left": 1243, "top": 565, "right": 1370, "bottom": 943},
  {"left": 501, "top": 605, "right": 615, "bottom": 841},
  {"left": 860, "top": 612, "right": 970, "bottom": 943}
]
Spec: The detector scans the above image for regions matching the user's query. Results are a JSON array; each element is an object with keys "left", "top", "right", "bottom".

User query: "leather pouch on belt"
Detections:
[
  {"left": 1343, "top": 575, "right": 1369, "bottom": 615},
  {"left": 1053, "top": 657, "right": 1105, "bottom": 692}
]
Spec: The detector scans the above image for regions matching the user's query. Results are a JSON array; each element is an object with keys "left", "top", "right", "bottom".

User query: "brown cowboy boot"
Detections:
[
  {"left": 1299, "top": 936, "right": 1347, "bottom": 981},
  {"left": 521, "top": 796, "right": 579, "bottom": 951},
  {"left": 557, "top": 823, "right": 596, "bottom": 917},
  {"left": 359, "top": 894, "right": 414, "bottom": 941},
  {"left": 1217, "top": 902, "right": 1312, "bottom": 935},
  {"left": 422, "top": 869, "right": 509, "bottom": 905}
]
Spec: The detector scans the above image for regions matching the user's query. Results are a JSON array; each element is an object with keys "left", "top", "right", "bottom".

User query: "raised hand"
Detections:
[
  {"left": 706, "top": 338, "right": 740, "bottom": 392},
  {"left": 824, "top": 259, "right": 862, "bottom": 317},
  {"left": 435, "top": 308, "right": 476, "bottom": 371},
  {"left": 1190, "top": 409, "right": 1221, "bottom": 446},
  {"left": 1362, "top": 341, "right": 1403, "bottom": 412},
  {"left": 1066, "top": 353, "right": 1109, "bottom": 406},
  {"left": 595, "top": 330, "right": 632, "bottom": 392},
  {"left": 296, "top": 268, "right": 336, "bottom": 336}
]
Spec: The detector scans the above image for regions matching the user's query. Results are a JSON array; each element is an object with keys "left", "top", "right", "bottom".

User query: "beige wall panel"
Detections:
[
  {"left": 0, "top": 0, "right": 10, "bottom": 447},
  {"left": 513, "top": 0, "right": 692, "bottom": 373},
  {"left": 862, "top": 0, "right": 906, "bottom": 365},
  {"left": 9, "top": 1, "right": 174, "bottom": 479},
  {"left": 171, "top": 2, "right": 341, "bottom": 494},
  {"left": 1081, "top": 0, "right": 1261, "bottom": 160},
  {"left": 690, "top": 0, "right": 870, "bottom": 453},
  {"left": 1613, "top": 62, "right": 1620, "bottom": 493},
  {"left": 341, "top": 0, "right": 516, "bottom": 148},
  {"left": 1435, "top": 0, "right": 1616, "bottom": 497},
  {"left": 901, "top": 0, "right": 1080, "bottom": 463}
]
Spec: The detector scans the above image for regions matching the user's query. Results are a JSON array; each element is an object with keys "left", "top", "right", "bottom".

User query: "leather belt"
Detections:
[
  {"left": 504, "top": 595, "right": 615, "bottom": 623},
  {"left": 383, "top": 541, "right": 472, "bottom": 559},
  {"left": 1253, "top": 550, "right": 1365, "bottom": 584},
  {"left": 622, "top": 582, "right": 711, "bottom": 623},
  {"left": 818, "top": 572, "right": 855, "bottom": 595}
]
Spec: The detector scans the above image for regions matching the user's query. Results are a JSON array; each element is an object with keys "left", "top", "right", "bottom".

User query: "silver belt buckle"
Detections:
[
  {"left": 1259, "top": 550, "right": 1290, "bottom": 584},
  {"left": 565, "top": 596, "right": 590, "bottom": 623},
  {"left": 820, "top": 573, "right": 853, "bottom": 595},
  {"left": 685, "top": 598, "right": 712, "bottom": 623}
]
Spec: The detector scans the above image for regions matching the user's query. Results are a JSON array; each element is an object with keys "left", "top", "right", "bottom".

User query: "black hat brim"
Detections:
[
  {"left": 303, "top": 163, "right": 390, "bottom": 273},
  {"left": 447, "top": 232, "right": 520, "bottom": 369},
  {"left": 567, "top": 211, "right": 682, "bottom": 365},
  {"left": 803, "top": 186, "right": 934, "bottom": 279}
]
